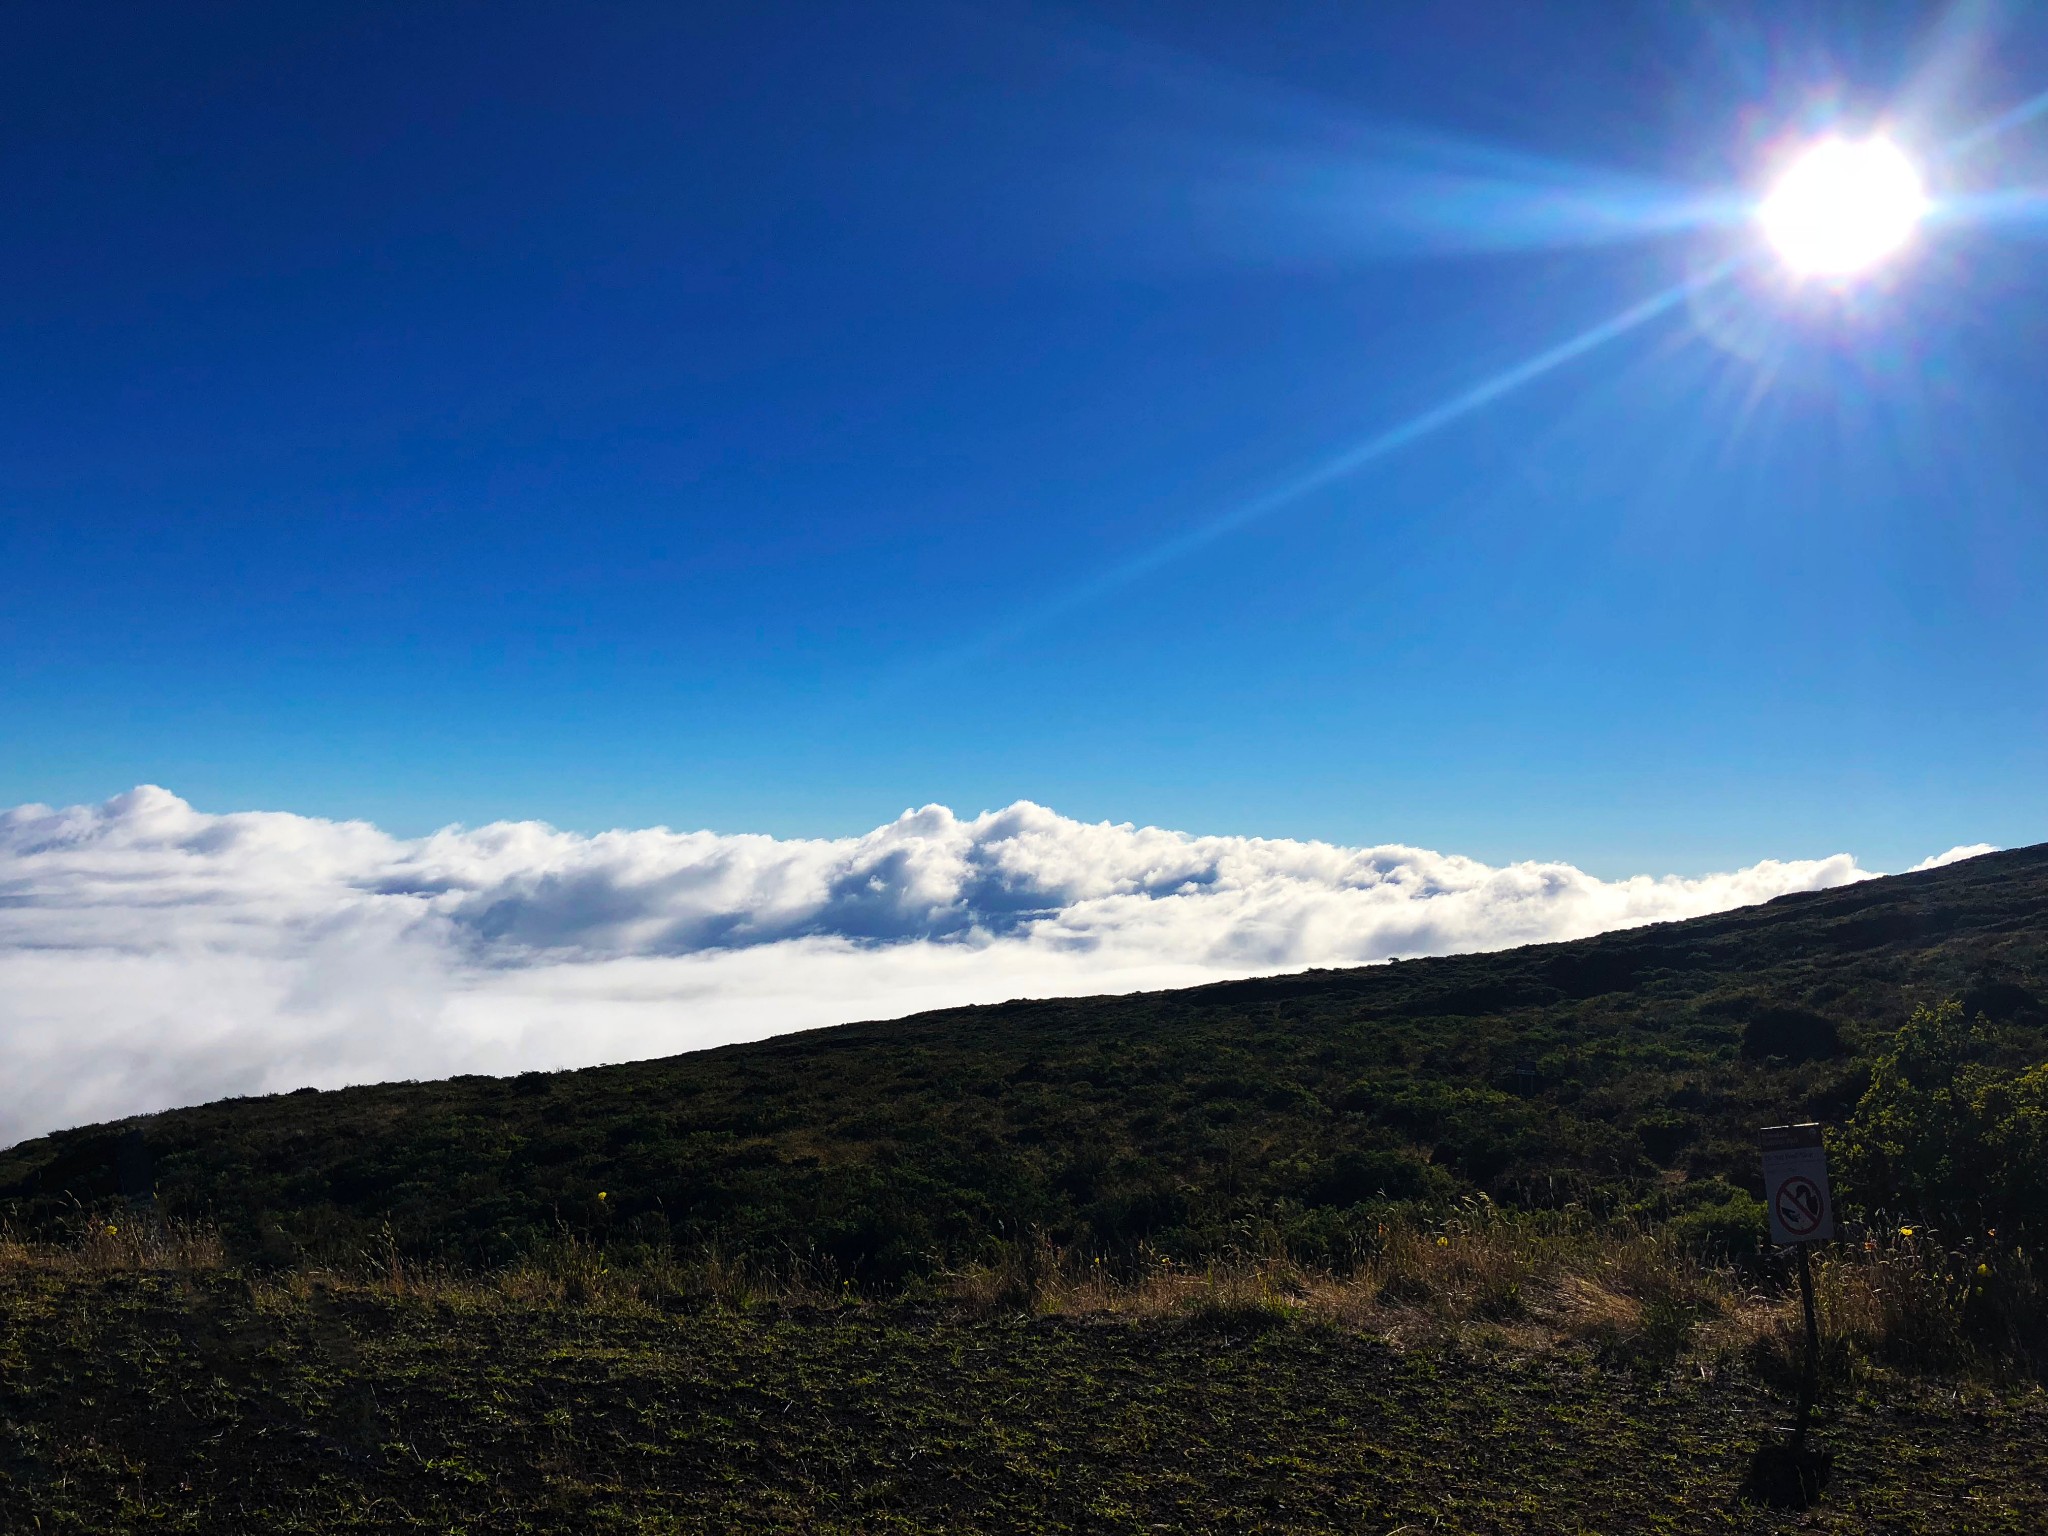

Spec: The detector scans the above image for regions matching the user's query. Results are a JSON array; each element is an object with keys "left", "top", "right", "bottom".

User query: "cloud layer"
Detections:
[{"left": 0, "top": 787, "right": 1978, "bottom": 1146}]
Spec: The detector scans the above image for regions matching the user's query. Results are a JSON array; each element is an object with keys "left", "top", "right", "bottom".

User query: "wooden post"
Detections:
[{"left": 1794, "top": 1242, "right": 1819, "bottom": 1441}]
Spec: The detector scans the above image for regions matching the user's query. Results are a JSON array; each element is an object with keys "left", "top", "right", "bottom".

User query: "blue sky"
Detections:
[{"left": 4, "top": 1, "right": 2046, "bottom": 877}]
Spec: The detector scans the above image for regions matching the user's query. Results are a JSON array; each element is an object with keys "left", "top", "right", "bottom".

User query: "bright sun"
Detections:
[{"left": 1758, "top": 135, "right": 1929, "bottom": 278}]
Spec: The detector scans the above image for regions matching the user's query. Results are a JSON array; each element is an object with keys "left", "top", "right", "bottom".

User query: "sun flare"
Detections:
[{"left": 1758, "top": 134, "right": 1928, "bottom": 278}]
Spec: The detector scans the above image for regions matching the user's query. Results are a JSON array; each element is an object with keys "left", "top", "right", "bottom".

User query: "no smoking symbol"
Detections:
[{"left": 1775, "top": 1175, "right": 1825, "bottom": 1236}]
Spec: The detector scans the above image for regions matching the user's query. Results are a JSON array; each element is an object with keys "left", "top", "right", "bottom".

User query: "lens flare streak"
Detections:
[
  {"left": 1943, "top": 85, "right": 2048, "bottom": 160},
  {"left": 934, "top": 263, "right": 1737, "bottom": 671}
]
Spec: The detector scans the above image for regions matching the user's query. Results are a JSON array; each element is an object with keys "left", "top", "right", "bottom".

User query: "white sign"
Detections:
[{"left": 1760, "top": 1123, "right": 1835, "bottom": 1245}]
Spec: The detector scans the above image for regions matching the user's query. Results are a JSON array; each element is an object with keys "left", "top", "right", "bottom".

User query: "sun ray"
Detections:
[
  {"left": 910, "top": 262, "right": 1740, "bottom": 679},
  {"left": 1942, "top": 83, "right": 2048, "bottom": 159}
]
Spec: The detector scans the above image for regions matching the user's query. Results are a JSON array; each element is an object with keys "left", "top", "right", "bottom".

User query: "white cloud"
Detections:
[
  {"left": 0, "top": 786, "right": 1947, "bottom": 1147},
  {"left": 1910, "top": 843, "right": 1998, "bottom": 872}
]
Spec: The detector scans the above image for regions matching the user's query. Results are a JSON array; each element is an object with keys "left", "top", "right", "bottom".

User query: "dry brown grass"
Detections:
[
  {"left": 7, "top": 1209, "right": 2038, "bottom": 1379},
  {"left": 486, "top": 1235, "right": 841, "bottom": 1312},
  {"left": 930, "top": 1215, "right": 2048, "bottom": 1380},
  {"left": 938, "top": 1209, "right": 1738, "bottom": 1368},
  {"left": 0, "top": 1213, "right": 224, "bottom": 1276},
  {"left": 1813, "top": 1229, "right": 2045, "bottom": 1373}
]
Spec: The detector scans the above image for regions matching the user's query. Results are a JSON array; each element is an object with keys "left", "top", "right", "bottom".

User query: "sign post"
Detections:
[{"left": 1759, "top": 1123, "right": 1833, "bottom": 1440}]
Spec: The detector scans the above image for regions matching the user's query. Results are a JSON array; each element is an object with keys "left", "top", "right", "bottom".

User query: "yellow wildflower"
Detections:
[
  {"left": 1898, "top": 1225, "right": 1915, "bottom": 1237},
  {"left": 597, "top": 1191, "right": 608, "bottom": 1201},
  {"left": 103, "top": 1224, "right": 118, "bottom": 1237},
  {"left": 1977, "top": 1263, "right": 1991, "bottom": 1278},
  {"left": 1436, "top": 1236, "right": 1450, "bottom": 1248}
]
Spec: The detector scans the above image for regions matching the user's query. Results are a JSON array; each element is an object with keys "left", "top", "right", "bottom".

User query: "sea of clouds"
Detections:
[{"left": 0, "top": 786, "right": 1995, "bottom": 1147}]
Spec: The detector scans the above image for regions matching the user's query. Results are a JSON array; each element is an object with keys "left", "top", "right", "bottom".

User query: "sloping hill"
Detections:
[{"left": 4, "top": 843, "right": 2045, "bottom": 1275}]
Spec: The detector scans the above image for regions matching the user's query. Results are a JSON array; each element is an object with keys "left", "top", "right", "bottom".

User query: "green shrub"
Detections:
[
  {"left": 1664, "top": 1189, "right": 1767, "bottom": 1261},
  {"left": 1839, "top": 1000, "right": 2048, "bottom": 1237}
]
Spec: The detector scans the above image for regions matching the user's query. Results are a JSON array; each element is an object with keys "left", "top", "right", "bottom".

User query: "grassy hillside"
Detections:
[{"left": 4, "top": 843, "right": 2046, "bottom": 1277}]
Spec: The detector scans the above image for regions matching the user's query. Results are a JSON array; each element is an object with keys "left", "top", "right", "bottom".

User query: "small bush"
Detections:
[{"left": 1665, "top": 1190, "right": 1767, "bottom": 1262}]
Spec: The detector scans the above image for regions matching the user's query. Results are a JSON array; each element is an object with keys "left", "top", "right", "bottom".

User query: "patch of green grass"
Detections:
[{"left": 2, "top": 1266, "right": 2044, "bottom": 1533}]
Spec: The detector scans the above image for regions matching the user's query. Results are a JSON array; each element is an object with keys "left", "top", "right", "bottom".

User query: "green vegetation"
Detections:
[
  {"left": 3, "top": 842, "right": 2046, "bottom": 1529},
  {"left": 1839, "top": 998, "right": 2048, "bottom": 1237}
]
